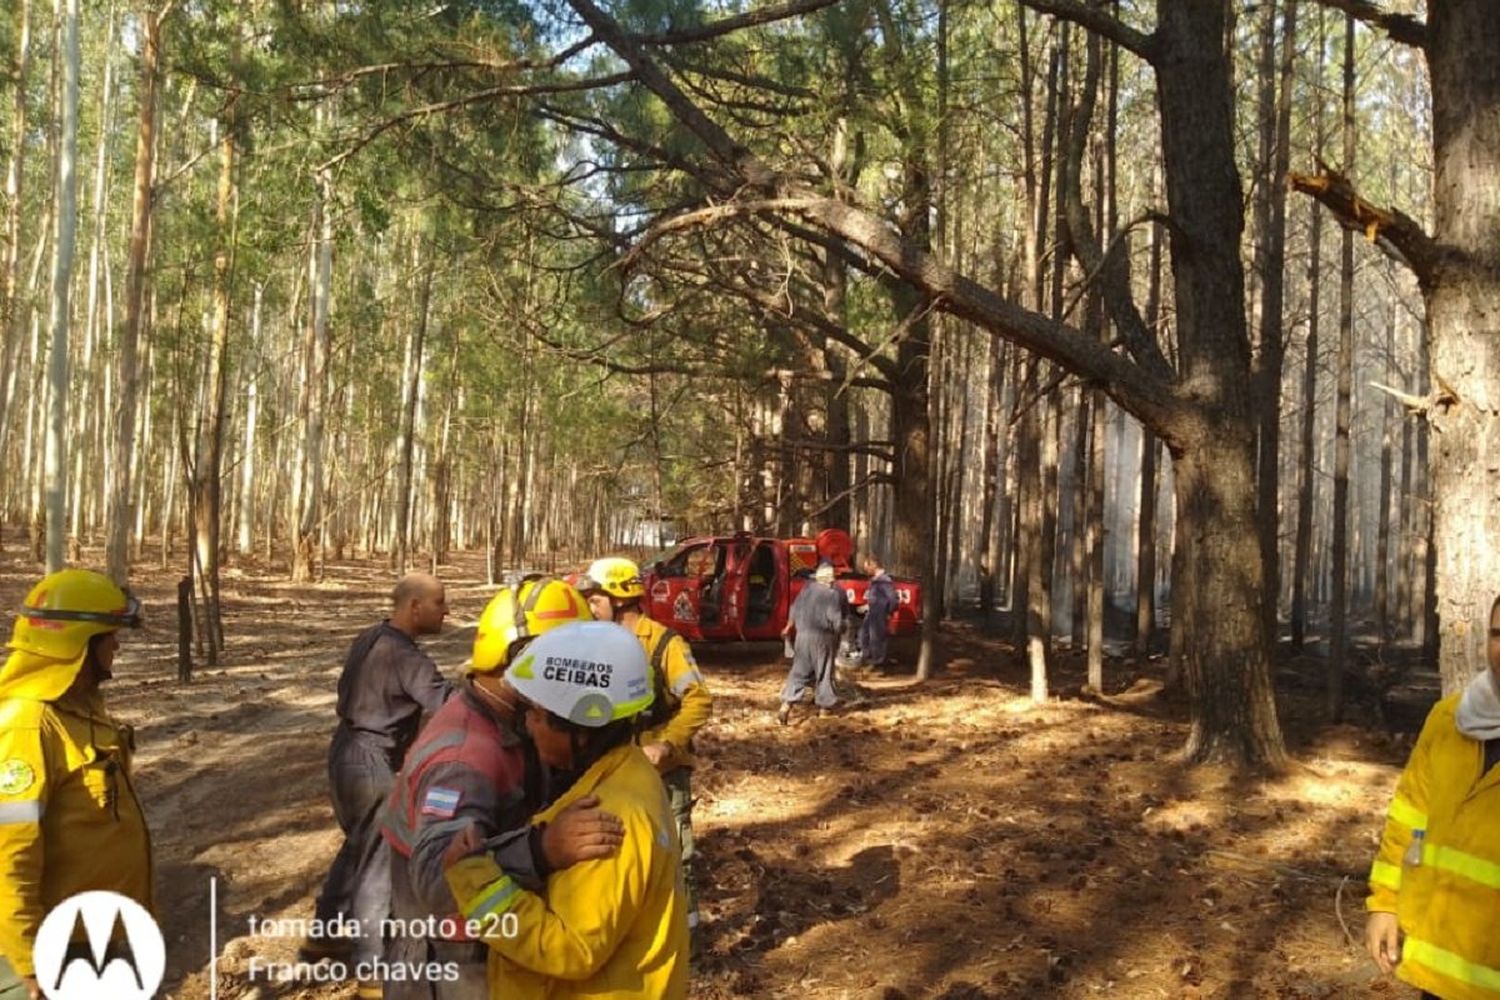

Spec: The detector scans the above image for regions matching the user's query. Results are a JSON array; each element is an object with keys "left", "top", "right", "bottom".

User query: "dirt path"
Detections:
[{"left": 0, "top": 544, "right": 1424, "bottom": 998}]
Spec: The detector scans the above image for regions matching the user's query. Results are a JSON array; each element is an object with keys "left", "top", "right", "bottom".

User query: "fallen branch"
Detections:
[
  {"left": 1305, "top": 0, "right": 1426, "bottom": 48},
  {"left": 1289, "top": 165, "right": 1448, "bottom": 290}
]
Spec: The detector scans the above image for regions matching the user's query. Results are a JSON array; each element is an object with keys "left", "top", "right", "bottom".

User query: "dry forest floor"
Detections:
[{"left": 0, "top": 536, "right": 1425, "bottom": 999}]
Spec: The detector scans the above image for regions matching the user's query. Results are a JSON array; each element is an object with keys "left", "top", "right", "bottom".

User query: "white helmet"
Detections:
[{"left": 504, "top": 621, "right": 654, "bottom": 727}]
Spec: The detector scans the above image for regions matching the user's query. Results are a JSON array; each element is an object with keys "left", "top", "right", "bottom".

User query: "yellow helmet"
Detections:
[
  {"left": 582, "top": 557, "right": 645, "bottom": 600},
  {"left": 6, "top": 569, "right": 142, "bottom": 663},
  {"left": 471, "top": 575, "right": 592, "bottom": 674}
]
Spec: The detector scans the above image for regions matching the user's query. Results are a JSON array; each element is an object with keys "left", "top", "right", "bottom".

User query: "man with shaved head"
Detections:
[{"left": 302, "top": 573, "right": 453, "bottom": 993}]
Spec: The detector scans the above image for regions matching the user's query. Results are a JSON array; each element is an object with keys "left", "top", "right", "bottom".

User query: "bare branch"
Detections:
[
  {"left": 618, "top": 207, "right": 902, "bottom": 384},
  {"left": 1305, "top": 0, "right": 1426, "bottom": 47},
  {"left": 317, "top": 73, "right": 633, "bottom": 174},
  {"left": 1368, "top": 378, "right": 1461, "bottom": 427},
  {"left": 779, "top": 437, "right": 896, "bottom": 460},
  {"left": 635, "top": 0, "right": 844, "bottom": 47},
  {"left": 154, "top": 143, "right": 216, "bottom": 191},
  {"left": 1019, "top": 0, "right": 1157, "bottom": 62},
  {"left": 287, "top": 37, "right": 601, "bottom": 95},
  {"left": 1289, "top": 166, "right": 1448, "bottom": 290},
  {"left": 1059, "top": 29, "right": 1174, "bottom": 382},
  {"left": 566, "top": 0, "right": 1185, "bottom": 437},
  {"left": 667, "top": 55, "right": 818, "bottom": 101},
  {"left": 1369, "top": 381, "right": 1430, "bottom": 415}
]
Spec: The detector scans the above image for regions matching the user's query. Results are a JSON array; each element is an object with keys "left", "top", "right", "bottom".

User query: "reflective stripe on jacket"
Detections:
[
  {"left": 633, "top": 617, "right": 711, "bottom": 773},
  {"left": 445, "top": 743, "right": 688, "bottom": 1000},
  {"left": 1367, "top": 693, "right": 1500, "bottom": 1000},
  {"left": 0, "top": 683, "right": 152, "bottom": 977}
]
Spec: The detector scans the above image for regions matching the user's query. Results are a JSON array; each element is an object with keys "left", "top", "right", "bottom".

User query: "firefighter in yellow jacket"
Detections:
[
  {"left": 0, "top": 570, "right": 150, "bottom": 1000},
  {"left": 442, "top": 620, "right": 688, "bottom": 999},
  {"left": 577, "top": 556, "right": 712, "bottom": 932},
  {"left": 1365, "top": 594, "right": 1500, "bottom": 1000}
]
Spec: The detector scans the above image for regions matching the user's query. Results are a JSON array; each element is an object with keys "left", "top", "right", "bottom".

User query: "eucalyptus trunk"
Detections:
[
  {"left": 293, "top": 167, "right": 333, "bottom": 582},
  {"left": 44, "top": 0, "right": 83, "bottom": 573},
  {"left": 0, "top": 0, "right": 33, "bottom": 536},
  {"left": 192, "top": 117, "right": 236, "bottom": 661}
]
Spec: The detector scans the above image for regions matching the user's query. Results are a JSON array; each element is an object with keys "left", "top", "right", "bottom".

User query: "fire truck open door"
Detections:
[{"left": 645, "top": 542, "right": 713, "bottom": 640}]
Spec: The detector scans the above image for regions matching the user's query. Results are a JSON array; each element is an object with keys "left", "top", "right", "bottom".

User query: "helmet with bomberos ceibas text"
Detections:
[{"left": 503, "top": 620, "right": 654, "bottom": 727}]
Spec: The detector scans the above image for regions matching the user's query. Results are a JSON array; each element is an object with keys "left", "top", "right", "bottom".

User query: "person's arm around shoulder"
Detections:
[
  {"left": 443, "top": 800, "right": 652, "bottom": 980},
  {"left": 1364, "top": 700, "right": 1442, "bottom": 973},
  {"left": 407, "top": 762, "right": 529, "bottom": 912},
  {"left": 408, "top": 763, "right": 624, "bottom": 909},
  {"left": 0, "top": 709, "right": 52, "bottom": 996}
]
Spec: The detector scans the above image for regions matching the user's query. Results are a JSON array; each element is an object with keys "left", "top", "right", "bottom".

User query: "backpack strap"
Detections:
[{"left": 644, "top": 627, "right": 682, "bottom": 728}]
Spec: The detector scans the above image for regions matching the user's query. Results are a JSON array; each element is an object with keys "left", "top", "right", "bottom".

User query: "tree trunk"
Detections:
[
  {"left": 237, "top": 283, "right": 261, "bottom": 555},
  {"left": 1069, "top": 392, "right": 1088, "bottom": 649},
  {"left": 430, "top": 335, "right": 460, "bottom": 568},
  {"left": 1171, "top": 433, "right": 1285, "bottom": 763},
  {"left": 1254, "top": 0, "right": 1298, "bottom": 646},
  {"left": 293, "top": 166, "right": 332, "bottom": 582},
  {"left": 0, "top": 0, "right": 33, "bottom": 536},
  {"left": 1412, "top": 314, "right": 1435, "bottom": 655},
  {"left": 1085, "top": 43, "right": 1116, "bottom": 688},
  {"left": 1013, "top": 363, "right": 1040, "bottom": 649},
  {"left": 977, "top": 337, "right": 1006, "bottom": 622},
  {"left": 890, "top": 279, "right": 936, "bottom": 680},
  {"left": 394, "top": 236, "right": 431, "bottom": 575},
  {"left": 44, "top": 0, "right": 83, "bottom": 573},
  {"left": 1017, "top": 374, "right": 1049, "bottom": 702},
  {"left": 1086, "top": 389, "right": 1106, "bottom": 688},
  {"left": 1328, "top": 14, "right": 1357, "bottom": 722},
  {"left": 1155, "top": 0, "right": 1286, "bottom": 765},
  {"left": 1425, "top": 0, "right": 1500, "bottom": 692},
  {"left": 1291, "top": 7, "right": 1328, "bottom": 653},
  {"left": 1135, "top": 199, "right": 1165, "bottom": 657},
  {"left": 1396, "top": 382, "right": 1413, "bottom": 637},
  {"left": 1374, "top": 277, "right": 1396, "bottom": 639},
  {"left": 191, "top": 115, "right": 235, "bottom": 662}
]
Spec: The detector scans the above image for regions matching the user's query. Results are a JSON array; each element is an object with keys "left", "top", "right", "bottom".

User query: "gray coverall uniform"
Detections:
[
  {"left": 781, "top": 582, "right": 847, "bottom": 709},
  {"left": 314, "top": 621, "right": 452, "bottom": 966}
]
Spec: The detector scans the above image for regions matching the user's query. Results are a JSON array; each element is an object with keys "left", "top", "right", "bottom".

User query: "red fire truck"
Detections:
[{"left": 637, "top": 529, "right": 922, "bottom": 642}]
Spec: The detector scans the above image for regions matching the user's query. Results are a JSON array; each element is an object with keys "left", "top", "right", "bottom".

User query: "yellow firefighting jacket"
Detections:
[
  {"left": 0, "top": 651, "right": 153, "bottom": 978},
  {"left": 1367, "top": 693, "right": 1500, "bottom": 1000},
  {"left": 444, "top": 743, "right": 688, "bottom": 1000},
  {"left": 632, "top": 616, "right": 711, "bottom": 773}
]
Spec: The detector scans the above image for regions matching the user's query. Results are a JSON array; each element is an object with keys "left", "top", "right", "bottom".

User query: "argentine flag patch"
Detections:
[{"left": 422, "top": 786, "right": 462, "bottom": 818}]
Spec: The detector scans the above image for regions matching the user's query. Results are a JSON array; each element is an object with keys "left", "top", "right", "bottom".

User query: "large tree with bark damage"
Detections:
[{"left": 1293, "top": 0, "right": 1500, "bottom": 695}]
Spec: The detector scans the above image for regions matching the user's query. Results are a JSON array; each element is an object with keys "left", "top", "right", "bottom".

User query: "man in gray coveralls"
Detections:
[
  {"left": 778, "top": 562, "right": 848, "bottom": 724},
  {"left": 302, "top": 574, "right": 452, "bottom": 984}
]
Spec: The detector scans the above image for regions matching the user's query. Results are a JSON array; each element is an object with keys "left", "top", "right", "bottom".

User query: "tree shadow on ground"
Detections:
[{"left": 691, "top": 630, "right": 1413, "bottom": 1000}]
